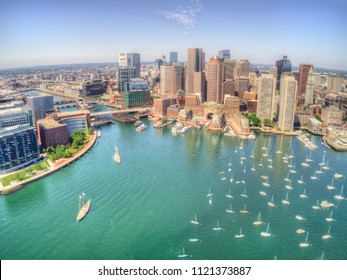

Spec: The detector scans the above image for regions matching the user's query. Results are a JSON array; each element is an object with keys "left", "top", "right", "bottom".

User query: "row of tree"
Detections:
[{"left": 243, "top": 113, "right": 276, "bottom": 128}]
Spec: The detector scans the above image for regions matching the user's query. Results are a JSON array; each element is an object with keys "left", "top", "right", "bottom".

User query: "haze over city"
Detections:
[{"left": 1, "top": 0, "right": 346, "bottom": 70}]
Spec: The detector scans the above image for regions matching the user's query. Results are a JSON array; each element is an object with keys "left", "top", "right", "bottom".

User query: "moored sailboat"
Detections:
[{"left": 76, "top": 193, "right": 91, "bottom": 222}]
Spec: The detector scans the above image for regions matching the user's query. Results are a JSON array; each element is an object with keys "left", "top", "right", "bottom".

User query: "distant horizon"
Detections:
[
  {"left": 1, "top": 0, "right": 346, "bottom": 72},
  {"left": 1, "top": 60, "right": 346, "bottom": 74}
]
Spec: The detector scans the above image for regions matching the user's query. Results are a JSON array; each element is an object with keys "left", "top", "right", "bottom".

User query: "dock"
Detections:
[{"left": 112, "top": 113, "right": 136, "bottom": 123}]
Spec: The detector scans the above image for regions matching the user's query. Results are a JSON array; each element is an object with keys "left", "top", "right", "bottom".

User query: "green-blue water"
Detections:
[{"left": 0, "top": 119, "right": 346, "bottom": 260}]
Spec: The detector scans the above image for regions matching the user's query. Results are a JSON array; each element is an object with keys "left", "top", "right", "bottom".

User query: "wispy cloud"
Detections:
[{"left": 159, "top": 0, "right": 203, "bottom": 31}]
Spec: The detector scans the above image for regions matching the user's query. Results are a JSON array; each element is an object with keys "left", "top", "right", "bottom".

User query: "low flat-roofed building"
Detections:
[
  {"left": 321, "top": 106, "right": 344, "bottom": 125},
  {"left": 308, "top": 117, "right": 323, "bottom": 135},
  {"left": 36, "top": 118, "right": 69, "bottom": 148}
]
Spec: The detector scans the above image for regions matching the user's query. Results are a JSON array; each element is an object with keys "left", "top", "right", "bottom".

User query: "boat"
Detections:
[
  {"left": 114, "top": 144, "right": 121, "bottom": 163},
  {"left": 226, "top": 189, "right": 233, "bottom": 199},
  {"left": 76, "top": 193, "right": 91, "bottom": 222},
  {"left": 316, "top": 166, "right": 324, "bottom": 174},
  {"left": 334, "top": 186, "right": 345, "bottom": 201},
  {"left": 260, "top": 175, "right": 268, "bottom": 180},
  {"left": 134, "top": 120, "right": 142, "bottom": 127},
  {"left": 268, "top": 195, "right": 275, "bottom": 207},
  {"left": 181, "top": 126, "right": 190, "bottom": 134},
  {"left": 327, "top": 177, "right": 335, "bottom": 191},
  {"left": 171, "top": 123, "right": 184, "bottom": 133},
  {"left": 207, "top": 188, "right": 213, "bottom": 197},
  {"left": 322, "top": 160, "right": 330, "bottom": 170},
  {"left": 235, "top": 227, "right": 245, "bottom": 238},
  {"left": 253, "top": 212, "right": 263, "bottom": 226},
  {"left": 177, "top": 247, "right": 188, "bottom": 258},
  {"left": 263, "top": 178, "right": 270, "bottom": 187},
  {"left": 248, "top": 133, "right": 256, "bottom": 140},
  {"left": 196, "top": 123, "right": 203, "bottom": 130},
  {"left": 297, "top": 175, "right": 304, "bottom": 185},
  {"left": 300, "top": 189, "right": 308, "bottom": 199},
  {"left": 212, "top": 220, "right": 222, "bottom": 231},
  {"left": 282, "top": 192, "right": 290, "bottom": 205},
  {"left": 191, "top": 214, "right": 199, "bottom": 225},
  {"left": 276, "top": 150, "right": 282, "bottom": 154},
  {"left": 326, "top": 211, "right": 334, "bottom": 222},
  {"left": 284, "top": 173, "right": 291, "bottom": 182},
  {"left": 241, "top": 188, "right": 248, "bottom": 198},
  {"left": 306, "top": 153, "right": 313, "bottom": 162},
  {"left": 258, "top": 158, "right": 264, "bottom": 167},
  {"left": 301, "top": 161, "right": 310, "bottom": 167},
  {"left": 312, "top": 200, "right": 320, "bottom": 210},
  {"left": 299, "top": 232, "right": 310, "bottom": 248},
  {"left": 240, "top": 204, "right": 249, "bottom": 214},
  {"left": 310, "top": 170, "right": 318, "bottom": 180},
  {"left": 221, "top": 177, "right": 226, "bottom": 181},
  {"left": 259, "top": 191, "right": 267, "bottom": 196},
  {"left": 136, "top": 124, "right": 147, "bottom": 132},
  {"left": 228, "top": 158, "right": 232, "bottom": 166},
  {"left": 251, "top": 164, "right": 256, "bottom": 172},
  {"left": 285, "top": 183, "right": 293, "bottom": 190},
  {"left": 320, "top": 200, "right": 335, "bottom": 208},
  {"left": 296, "top": 229, "right": 305, "bottom": 234},
  {"left": 189, "top": 237, "right": 200, "bottom": 242},
  {"left": 153, "top": 121, "right": 163, "bottom": 128},
  {"left": 289, "top": 164, "right": 297, "bottom": 174},
  {"left": 334, "top": 173, "right": 343, "bottom": 179},
  {"left": 319, "top": 154, "right": 326, "bottom": 166},
  {"left": 260, "top": 223, "right": 272, "bottom": 237},
  {"left": 296, "top": 215, "right": 304, "bottom": 221},
  {"left": 226, "top": 203, "right": 234, "bottom": 214},
  {"left": 322, "top": 226, "right": 332, "bottom": 239}
]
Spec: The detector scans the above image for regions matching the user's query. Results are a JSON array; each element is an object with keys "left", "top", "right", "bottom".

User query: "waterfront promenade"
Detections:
[{"left": 0, "top": 131, "right": 97, "bottom": 195}]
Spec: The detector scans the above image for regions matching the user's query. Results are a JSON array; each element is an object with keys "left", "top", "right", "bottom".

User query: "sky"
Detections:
[{"left": 0, "top": 0, "right": 346, "bottom": 70}]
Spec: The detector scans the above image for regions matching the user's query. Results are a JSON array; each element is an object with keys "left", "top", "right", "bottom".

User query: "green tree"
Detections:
[{"left": 314, "top": 115, "right": 322, "bottom": 122}]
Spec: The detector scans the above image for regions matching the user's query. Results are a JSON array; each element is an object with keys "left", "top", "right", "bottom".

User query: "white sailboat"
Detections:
[
  {"left": 295, "top": 215, "right": 304, "bottom": 221},
  {"left": 226, "top": 203, "right": 234, "bottom": 214},
  {"left": 334, "top": 186, "right": 345, "bottom": 201},
  {"left": 235, "top": 227, "right": 245, "bottom": 238},
  {"left": 226, "top": 189, "right": 233, "bottom": 199},
  {"left": 296, "top": 229, "right": 305, "bottom": 234},
  {"left": 322, "top": 159, "right": 330, "bottom": 170},
  {"left": 240, "top": 204, "right": 249, "bottom": 214},
  {"left": 306, "top": 152, "right": 313, "bottom": 162},
  {"left": 263, "top": 178, "right": 270, "bottom": 187},
  {"left": 284, "top": 173, "right": 291, "bottom": 182},
  {"left": 191, "top": 214, "right": 200, "bottom": 225},
  {"left": 297, "top": 175, "right": 304, "bottom": 184},
  {"left": 282, "top": 192, "right": 290, "bottom": 205},
  {"left": 289, "top": 163, "right": 297, "bottom": 174},
  {"left": 259, "top": 190, "right": 267, "bottom": 196},
  {"left": 177, "top": 247, "right": 188, "bottom": 258},
  {"left": 228, "top": 158, "right": 232, "bottom": 166},
  {"left": 253, "top": 212, "right": 263, "bottom": 226},
  {"left": 327, "top": 177, "right": 336, "bottom": 190},
  {"left": 189, "top": 235, "right": 200, "bottom": 242},
  {"left": 268, "top": 195, "right": 275, "bottom": 207},
  {"left": 316, "top": 166, "right": 324, "bottom": 174},
  {"left": 300, "top": 189, "right": 308, "bottom": 199},
  {"left": 285, "top": 182, "right": 293, "bottom": 190},
  {"left": 212, "top": 220, "right": 222, "bottom": 231},
  {"left": 258, "top": 158, "right": 264, "bottom": 167},
  {"left": 208, "top": 196, "right": 213, "bottom": 205},
  {"left": 310, "top": 170, "right": 318, "bottom": 180},
  {"left": 299, "top": 232, "right": 310, "bottom": 248},
  {"left": 251, "top": 164, "right": 256, "bottom": 172},
  {"left": 241, "top": 188, "right": 248, "bottom": 198},
  {"left": 260, "top": 222, "right": 272, "bottom": 237},
  {"left": 207, "top": 188, "right": 213, "bottom": 197},
  {"left": 319, "top": 154, "right": 326, "bottom": 166},
  {"left": 334, "top": 173, "right": 343, "bottom": 179},
  {"left": 301, "top": 161, "right": 310, "bottom": 167},
  {"left": 322, "top": 226, "right": 332, "bottom": 239},
  {"left": 114, "top": 144, "right": 121, "bottom": 163},
  {"left": 230, "top": 173, "right": 234, "bottom": 183},
  {"left": 320, "top": 200, "right": 335, "bottom": 209},
  {"left": 312, "top": 200, "right": 320, "bottom": 210},
  {"left": 325, "top": 211, "right": 334, "bottom": 222}
]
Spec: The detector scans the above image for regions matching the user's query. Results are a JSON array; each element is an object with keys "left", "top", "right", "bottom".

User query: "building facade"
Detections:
[
  {"left": 119, "top": 53, "right": 141, "bottom": 78},
  {"left": 275, "top": 56, "right": 292, "bottom": 91},
  {"left": 278, "top": 75, "right": 298, "bottom": 132},
  {"left": 0, "top": 106, "right": 32, "bottom": 128},
  {"left": 256, "top": 74, "right": 276, "bottom": 120},
  {"left": 122, "top": 78, "right": 151, "bottom": 108},
  {"left": 206, "top": 56, "right": 223, "bottom": 104},
  {"left": 186, "top": 48, "right": 205, "bottom": 95},
  {"left": 237, "top": 60, "right": 250, "bottom": 77},
  {"left": 304, "top": 67, "right": 315, "bottom": 105},
  {"left": 117, "top": 67, "right": 136, "bottom": 93},
  {"left": 36, "top": 118, "right": 69, "bottom": 148},
  {"left": 160, "top": 65, "right": 173, "bottom": 95},
  {"left": 170, "top": 51, "right": 178, "bottom": 64},
  {"left": 218, "top": 49, "right": 231, "bottom": 60},
  {"left": 299, "top": 64, "right": 313, "bottom": 95},
  {"left": 26, "top": 95, "right": 54, "bottom": 126},
  {"left": 0, "top": 124, "right": 40, "bottom": 174}
]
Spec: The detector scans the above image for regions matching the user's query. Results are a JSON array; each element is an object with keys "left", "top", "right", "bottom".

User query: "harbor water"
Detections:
[{"left": 0, "top": 118, "right": 346, "bottom": 260}]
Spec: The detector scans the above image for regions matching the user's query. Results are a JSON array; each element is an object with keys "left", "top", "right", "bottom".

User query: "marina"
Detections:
[{"left": 0, "top": 119, "right": 346, "bottom": 260}]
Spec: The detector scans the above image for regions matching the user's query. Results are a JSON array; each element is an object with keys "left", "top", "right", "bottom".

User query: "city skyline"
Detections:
[{"left": 1, "top": 0, "right": 346, "bottom": 70}]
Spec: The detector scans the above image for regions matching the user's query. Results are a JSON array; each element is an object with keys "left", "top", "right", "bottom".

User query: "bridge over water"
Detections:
[{"left": 90, "top": 107, "right": 152, "bottom": 117}]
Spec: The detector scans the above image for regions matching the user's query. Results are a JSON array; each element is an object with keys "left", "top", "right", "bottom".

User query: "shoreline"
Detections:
[{"left": 0, "top": 131, "right": 98, "bottom": 195}]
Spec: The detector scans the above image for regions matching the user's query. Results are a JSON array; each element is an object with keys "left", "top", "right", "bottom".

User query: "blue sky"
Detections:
[{"left": 1, "top": 0, "right": 346, "bottom": 70}]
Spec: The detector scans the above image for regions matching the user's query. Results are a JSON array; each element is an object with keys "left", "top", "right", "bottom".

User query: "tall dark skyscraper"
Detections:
[
  {"left": 186, "top": 48, "right": 205, "bottom": 95},
  {"left": 299, "top": 64, "right": 313, "bottom": 95},
  {"left": 275, "top": 56, "right": 292, "bottom": 91}
]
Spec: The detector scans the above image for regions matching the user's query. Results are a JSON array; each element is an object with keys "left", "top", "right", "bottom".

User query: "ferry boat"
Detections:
[
  {"left": 136, "top": 124, "right": 147, "bottom": 132},
  {"left": 77, "top": 193, "right": 91, "bottom": 222}
]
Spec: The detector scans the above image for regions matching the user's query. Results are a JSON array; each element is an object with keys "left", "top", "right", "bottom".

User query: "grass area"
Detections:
[{"left": 0, "top": 160, "right": 50, "bottom": 187}]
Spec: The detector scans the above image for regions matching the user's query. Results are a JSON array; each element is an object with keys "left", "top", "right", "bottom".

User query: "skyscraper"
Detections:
[
  {"left": 186, "top": 48, "right": 205, "bottom": 95},
  {"left": 304, "top": 67, "right": 315, "bottom": 105},
  {"left": 299, "top": 64, "right": 313, "bottom": 95},
  {"left": 160, "top": 65, "right": 173, "bottom": 95},
  {"left": 172, "top": 64, "right": 185, "bottom": 96},
  {"left": 206, "top": 56, "right": 223, "bottom": 104},
  {"left": 170, "top": 52, "right": 178, "bottom": 64},
  {"left": 117, "top": 66, "right": 135, "bottom": 92},
  {"left": 278, "top": 75, "right": 298, "bottom": 132},
  {"left": 256, "top": 74, "right": 276, "bottom": 120},
  {"left": 223, "top": 59, "right": 237, "bottom": 80},
  {"left": 26, "top": 95, "right": 54, "bottom": 125},
  {"left": 275, "top": 56, "right": 292, "bottom": 91},
  {"left": 218, "top": 49, "right": 231, "bottom": 60},
  {"left": 118, "top": 53, "right": 141, "bottom": 78},
  {"left": 237, "top": 60, "right": 250, "bottom": 77}
]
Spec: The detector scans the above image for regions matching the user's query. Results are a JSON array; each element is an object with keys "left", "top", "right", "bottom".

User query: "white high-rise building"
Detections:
[
  {"left": 327, "top": 75, "right": 343, "bottom": 92},
  {"left": 256, "top": 74, "right": 276, "bottom": 120},
  {"left": 305, "top": 67, "right": 315, "bottom": 105},
  {"left": 118, "top": 53, "right": 141, "bottom": 78},
  {"left": 278, "top": 75, "right": 298, "bottom": 132},
  {"left": 160, "top": 65, "right": 173, "bottom": 95}
]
